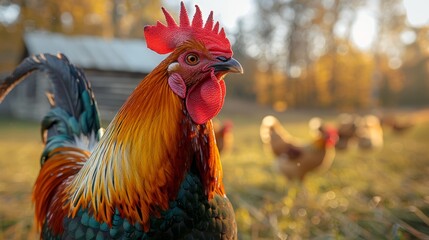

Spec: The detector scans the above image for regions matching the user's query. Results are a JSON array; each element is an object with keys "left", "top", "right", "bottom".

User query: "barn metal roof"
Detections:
[{"left": 24, "top": 31, "right": 167, "bottom": 73}]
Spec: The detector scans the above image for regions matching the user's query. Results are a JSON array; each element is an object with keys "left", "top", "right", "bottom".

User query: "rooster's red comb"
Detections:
[{"left": 144, "top": 2, "right": 232, "bottom": 56}]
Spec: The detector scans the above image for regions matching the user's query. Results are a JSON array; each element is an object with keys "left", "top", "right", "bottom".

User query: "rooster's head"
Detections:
[{"left": 144, "top": 2, "right": 243, "bottom": 124}]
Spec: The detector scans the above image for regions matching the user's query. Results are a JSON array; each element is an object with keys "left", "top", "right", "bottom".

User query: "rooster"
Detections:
[
  {"left": 260, "top": 116, "right": 338, "bottom": 182},
  {"left": 0, "top": 3, "right": 243, "bottom": 239}
]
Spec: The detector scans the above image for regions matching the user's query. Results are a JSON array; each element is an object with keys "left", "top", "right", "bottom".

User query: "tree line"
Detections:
[
  {"left": 230, "top": 0, "right": 429, "bottom": 110},
  {"left": 1, "top": 0, "right": 428, "bottom": 109}
]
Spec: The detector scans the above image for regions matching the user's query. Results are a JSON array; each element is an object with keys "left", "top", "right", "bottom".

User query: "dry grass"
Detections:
[
  {"left": 0, "top": 119, "right": 40, "bottom": 239},
  {"left": 0, "top": 103, "right": 428, "bottom": 239},
  {"left": 218, "top": 105, "right": 429, "bottom": 240}
]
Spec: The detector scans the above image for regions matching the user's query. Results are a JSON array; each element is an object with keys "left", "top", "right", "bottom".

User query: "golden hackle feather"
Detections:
[
  {"left": 65, "top": 41, "right": 225, "bottom": 230},
  {"left": 66, "top": 65, "right": 182, "bottom": 228}
]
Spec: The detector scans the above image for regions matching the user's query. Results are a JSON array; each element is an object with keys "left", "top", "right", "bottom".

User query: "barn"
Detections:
[{"left": 0, "top": 31, "right": 166, "bottom": 121}]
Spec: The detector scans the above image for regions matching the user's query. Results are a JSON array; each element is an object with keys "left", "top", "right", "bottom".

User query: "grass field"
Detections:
[{"left": 0, "top": 101, "right": 428, "bottom": 239}]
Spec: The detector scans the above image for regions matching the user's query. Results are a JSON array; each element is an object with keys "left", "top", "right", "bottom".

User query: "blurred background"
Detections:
[
  {"left": 0, "top": 0, "right": 429, "bottom": 239},
  {"left": 1, "top": 0, "right": 429, "bottom": 111}
]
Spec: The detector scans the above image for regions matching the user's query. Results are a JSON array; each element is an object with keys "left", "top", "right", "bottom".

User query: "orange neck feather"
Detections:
[{"left": 65, "top": 50, "right": 225, "bottom": 230}]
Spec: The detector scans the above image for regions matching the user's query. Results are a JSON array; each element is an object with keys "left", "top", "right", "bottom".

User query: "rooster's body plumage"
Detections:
[{"left": 0, "top": 3, "right": 242, "bottom": 239}]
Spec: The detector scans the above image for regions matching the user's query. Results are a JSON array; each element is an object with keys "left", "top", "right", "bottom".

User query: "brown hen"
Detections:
[{"left": 260, "top": 116, "right": 338, "bottom": 181}]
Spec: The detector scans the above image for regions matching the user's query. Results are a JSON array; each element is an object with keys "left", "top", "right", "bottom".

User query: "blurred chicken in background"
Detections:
[
  {"left": 356, "top": 115, "right": 384, "bottom": 150},
  {"left": 213, "top": 119, "right": 234, "bottom": 154},
  {"left": 379, "top": 113, "right": 415, "bottom": 134},
  {"left": 260, "top": 116, "right": 338, "bottom": 182},
  {"left": 335, "top": 113, "right": 360, "bottom": 150}
]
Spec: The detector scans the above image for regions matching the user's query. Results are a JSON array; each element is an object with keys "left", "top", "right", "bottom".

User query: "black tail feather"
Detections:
[
  {"left": 2, "top": 53, "right": 86, "bottom": 118},
  {"left": 0, "top": 53, "right": 102, "bottom": 164}
]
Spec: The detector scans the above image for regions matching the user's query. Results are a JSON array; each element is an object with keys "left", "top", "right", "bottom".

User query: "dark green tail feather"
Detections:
[{"left": 0, "top": 53, "right": 102, "bottom": 165}]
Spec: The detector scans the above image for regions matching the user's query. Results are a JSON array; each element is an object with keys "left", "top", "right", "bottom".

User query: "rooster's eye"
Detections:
[{"left": 185, "top": 53, "right": 199, "bottom": 66}]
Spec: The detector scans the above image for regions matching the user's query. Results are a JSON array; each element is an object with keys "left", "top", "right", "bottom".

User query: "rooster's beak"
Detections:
[{"left": 212, "top": 57, "right": 243, "bottom": 74}]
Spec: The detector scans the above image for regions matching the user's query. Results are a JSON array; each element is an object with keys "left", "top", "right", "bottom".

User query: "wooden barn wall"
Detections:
[
  {"left": 0, "top": 70, "right": 146, "bottom": 122},
  {"left": 86, "top": 70, "right": 146, "bottom": 120}
]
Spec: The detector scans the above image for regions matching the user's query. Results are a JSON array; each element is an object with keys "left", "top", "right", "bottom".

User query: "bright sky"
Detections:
[
  {"left": 351, "top": 10, "right": 378, "bottom": 50},
  {"left": 403, "top": 0, "right": 429, "bottom": 27},
  {"left": 0, "top": 4, "right": 20, "bottom": 26},
  {"left": 352, "top": 0, "right": 429, "bottom": 49}
]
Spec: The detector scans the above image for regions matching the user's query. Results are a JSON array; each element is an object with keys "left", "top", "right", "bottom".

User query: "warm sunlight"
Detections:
[
  {"left": 351, "top": 10, "right": 377, "bottom": 50},
  {"left": 2, "top": 0, "right": 429, "bottom": 239}
]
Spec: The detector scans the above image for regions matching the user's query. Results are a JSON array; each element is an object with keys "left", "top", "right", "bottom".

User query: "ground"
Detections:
[{"left": 0, "top": 100, "right": 428, "bottom": 239}]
